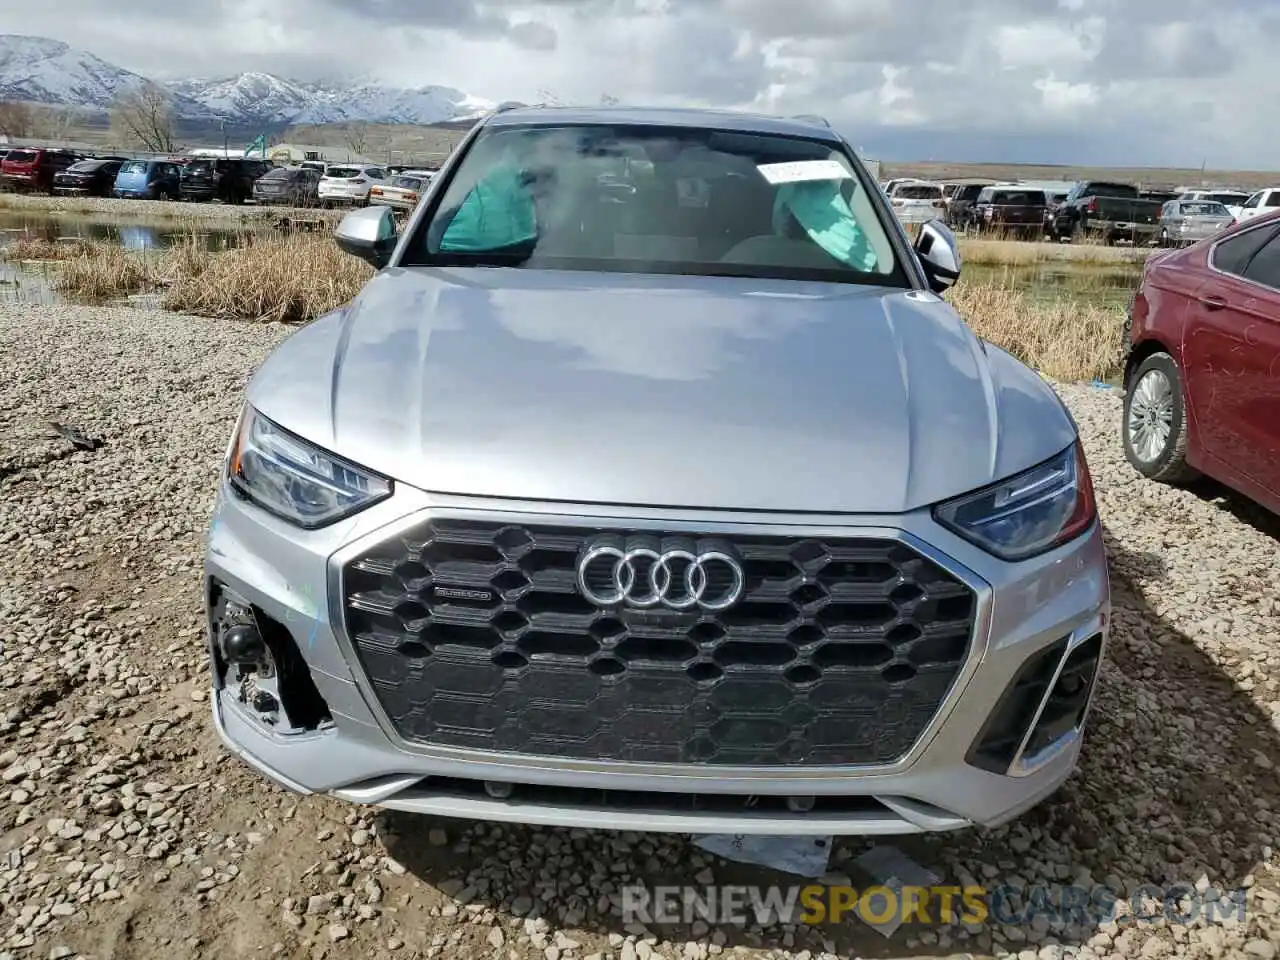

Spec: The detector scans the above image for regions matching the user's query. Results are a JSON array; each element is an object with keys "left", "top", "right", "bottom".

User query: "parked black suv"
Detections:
[
  {"left": 945, "top": 183, "right": 991, "bottom": 229},
  {"left": 180, "top": 158, "right": 274, "bottom": 204}
]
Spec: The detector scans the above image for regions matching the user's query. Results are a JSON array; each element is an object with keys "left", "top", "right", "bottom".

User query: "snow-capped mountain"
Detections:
[
  {"left": 0, "top": 34, "right": 493, "bottom": 126},
  {"left": 0, "top": 35, "right": 157, "bottom": 110},
  {"left": 166, "top": 71, "right": 493, "bottom": 125}
]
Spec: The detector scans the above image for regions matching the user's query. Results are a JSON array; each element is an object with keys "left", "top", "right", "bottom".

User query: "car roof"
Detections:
[{"left": 482, "top": 105, "right": 844, "bottom": 142}]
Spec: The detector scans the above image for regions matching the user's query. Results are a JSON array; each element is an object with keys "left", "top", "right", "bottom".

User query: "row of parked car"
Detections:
[
  {"left": 880, "top": 175, "right": 1280, "bottom": 247},
  {"left": 0, "top": 146, "right": 437, "bottom": 210}
]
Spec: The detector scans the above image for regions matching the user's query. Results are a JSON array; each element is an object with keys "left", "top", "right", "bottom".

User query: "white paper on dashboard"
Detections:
[{"left": 756, "top": 160, "right": 853, "bottom": 184}]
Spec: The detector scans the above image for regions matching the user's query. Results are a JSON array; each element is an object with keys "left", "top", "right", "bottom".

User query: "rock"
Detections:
[
  {"left": 488, "top": 927, "right": 506, "bottom": 949},
  {"left": 328, "top": 924, "right": 350, "bottom": 942},
  {"left": 1244, "top": 941, "right": 1277, "bottom": 959},
  {"left": 428, "top": 828, "right": 448, "bottom": 847},
  {"left": 281, "top": 910, "right": 303, "bottom": 929},
  {"left": 306, "top": 894, "right": 331, "bottom": 915},
  {"left": 351, "top": 829, "right": 370, "bottom": 847}
]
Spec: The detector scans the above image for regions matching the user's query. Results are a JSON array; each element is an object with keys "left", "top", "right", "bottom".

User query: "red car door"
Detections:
[{"left": 1181, "top": 220, "right": 1280, "bottom": 497}]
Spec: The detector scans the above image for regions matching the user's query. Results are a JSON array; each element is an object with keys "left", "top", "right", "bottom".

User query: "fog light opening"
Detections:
[
  {"left": 1017, "top": 632, "right": 1104, "bottom": 771},
  {"left": 210, "top": 584, "right": 333, "bottom": 734}
]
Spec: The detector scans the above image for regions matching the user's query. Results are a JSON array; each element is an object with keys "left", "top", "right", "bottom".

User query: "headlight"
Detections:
[
  {"left": 933, "top": 442, "right": 1096, "bottom": 561},
  {"left": 228, "top": 407, "right": 391, "bottom": 528}
]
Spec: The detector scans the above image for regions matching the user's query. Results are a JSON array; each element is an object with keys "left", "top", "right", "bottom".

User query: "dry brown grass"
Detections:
[
  {"left": 51, "top": 244, "right": 153, "bottom": 303},
  {"left": 958, "top": 237, "right": 1152, "bottom": 266},
  {"left": 947, "top": 280, "right": 1127, "bottom": 383},
  {"left": 161, "top": 233, "right": 373, "bottom": 323},
  {"left": 31, "top": 230, "right": 1127, "bottom": 379},
  {"left": 1, "top": 237, "right": 90, "bottom": 261}
]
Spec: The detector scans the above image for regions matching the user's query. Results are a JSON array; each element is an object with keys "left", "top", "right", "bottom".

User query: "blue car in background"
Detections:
[{"left": 113, "top": 159, "right": 184, "bottom": 200}]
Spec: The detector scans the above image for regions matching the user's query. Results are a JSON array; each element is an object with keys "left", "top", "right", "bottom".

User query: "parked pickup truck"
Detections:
[
  {"left": 1049, "top": 181, "right": 1164, "bottom": 245},
  {"left": 969, "top": 186, "right": 1047, "bottom": 238}
]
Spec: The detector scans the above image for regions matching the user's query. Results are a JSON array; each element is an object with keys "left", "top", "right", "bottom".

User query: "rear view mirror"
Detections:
[{"left": 335, "top": 206, "right": 398, "bottom": 269}]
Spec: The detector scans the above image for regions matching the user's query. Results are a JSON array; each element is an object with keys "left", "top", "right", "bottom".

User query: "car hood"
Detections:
[{"left": 247, "top": 267, "right": 1076, "bottom": 514}]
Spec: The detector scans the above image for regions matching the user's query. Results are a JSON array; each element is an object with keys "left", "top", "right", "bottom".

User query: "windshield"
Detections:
[
  {"left": 67, "top": 160, "right": 107, "bottom": 173},
  {"left": 1180, "top": 202, "right": 1229, "bottom": 216},
  {"left": 405, "top": 123, "right": 904, "bottom": 286},
  {"left": 4, "top": 151, "right": 36, "bottom": 164},
  {"left": 1206, "top": 192, "right": 1246, "bottom": 204},
  {"left": 325, "top": 166, "right": 362, "bottom": 179},
  {"left": 186, "top": 160, "right": 215, "bottom": 175},
  {"left": 121, "top": 161, "right": 148, "bottom": 175},
  {"left": 260, "top": 167, "right": 293, "bottom": 180},
  {"left": 394, "top": 176, "right": 423, "bottom": 189},
  {"left": 894, "top": 184, "right": 942, "bottom": 200}
]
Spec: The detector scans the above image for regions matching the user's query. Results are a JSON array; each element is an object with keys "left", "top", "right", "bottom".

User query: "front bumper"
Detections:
[{"left": 205, "top": 480, "right": 1110, "bottom": 835}]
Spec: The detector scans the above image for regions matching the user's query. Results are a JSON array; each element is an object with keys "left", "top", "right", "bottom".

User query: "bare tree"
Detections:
[
  {"left": 109, "top": 83, "right": 175, "bottom": 152},
  {"left": 0, "top": 101, "right": 33, "bottom": 138},
  {"left": 32, "top": 105, "right": 77, "bottom": 141},
  {"left": 343, "top": 121, "right": 369, "bottom": 156},
  {"left": 600, "top": 93, "right": 620, "bottom": 106}
]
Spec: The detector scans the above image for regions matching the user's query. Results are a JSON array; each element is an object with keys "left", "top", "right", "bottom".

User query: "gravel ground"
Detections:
[
  {"left": 0, "top": 193, "right": 339, "bottom": 222},
  {"left": 1, "top": 303, "right": 1279, "bottom": 960}
]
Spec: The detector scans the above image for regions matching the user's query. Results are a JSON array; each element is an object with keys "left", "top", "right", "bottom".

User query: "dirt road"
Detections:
[{"left": 2, "top": 303, "right": 1278, "bottom": 960}]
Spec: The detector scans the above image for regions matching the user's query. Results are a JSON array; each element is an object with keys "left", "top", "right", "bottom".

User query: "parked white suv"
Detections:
[
  {"left": 1234, "top": 187, "right": 1280, "bottom": 223},
  {"left": 318, "top": 164, "right": 388, "bottom": 206}
]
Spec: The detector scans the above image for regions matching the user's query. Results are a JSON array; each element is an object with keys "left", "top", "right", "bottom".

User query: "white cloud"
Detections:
[
  {"left": 1034, "top": 74, "right": 1100, "bottom": 112},
  {"left": 3, "top": 0, "right": 1279, "bottom": 166},
  {"left": 994, "top": 17, "right": 1104, "bottom": 69}
]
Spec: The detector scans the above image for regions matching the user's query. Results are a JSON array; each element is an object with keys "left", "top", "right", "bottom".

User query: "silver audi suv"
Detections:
[{"left": 205, "top": 106, "right": 1109, "bottom": 835}]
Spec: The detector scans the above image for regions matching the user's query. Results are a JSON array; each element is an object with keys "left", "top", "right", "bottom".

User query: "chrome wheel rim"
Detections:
[{"left": 1128, "top": 369, "right": 1175, "bottom": 463}]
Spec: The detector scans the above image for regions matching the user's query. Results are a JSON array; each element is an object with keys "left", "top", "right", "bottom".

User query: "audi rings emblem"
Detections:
[{"left": 577, "top": 536, "right": 745, "bottom": 611}]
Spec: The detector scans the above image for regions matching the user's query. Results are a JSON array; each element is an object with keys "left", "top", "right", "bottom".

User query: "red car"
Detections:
[
  {"left": 0, "top": 148, "right": 84, "bottom": 193},
  {"left": 1122, "top": 208, "right": 1280, "bottom": 514}
]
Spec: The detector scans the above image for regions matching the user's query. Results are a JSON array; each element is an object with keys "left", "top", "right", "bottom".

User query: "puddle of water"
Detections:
[
  {"left": 0, "top": 210, "right": 270, "bottom": 307},
  {"left": 0, "top": 260, "right": 59, "bottom": 305},
  {"left": 0, "top": 211, "right": 255, "bottom": 253}
]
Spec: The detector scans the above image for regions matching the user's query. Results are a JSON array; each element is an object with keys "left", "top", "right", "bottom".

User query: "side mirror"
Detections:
[
  {"left": 335, "top": 206, "right": 398, "bottom": 269},
  {"left": 914, "top": 218, "right": 962, "bottom": 293}
]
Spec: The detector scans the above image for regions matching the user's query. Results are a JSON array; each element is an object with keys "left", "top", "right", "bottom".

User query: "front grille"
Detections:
[{"left": 342, "top": 519, "right": 977, "bottom": 766}]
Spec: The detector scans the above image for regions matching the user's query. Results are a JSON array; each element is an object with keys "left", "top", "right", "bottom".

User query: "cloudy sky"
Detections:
[{"left": 9, "top": 0, "right": 1280, "bottom": 167}]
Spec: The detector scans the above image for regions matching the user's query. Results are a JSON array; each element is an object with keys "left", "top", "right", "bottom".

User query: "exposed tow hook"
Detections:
[{"left": 484, "top": 781, "right": 514, "bottom": 800}]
